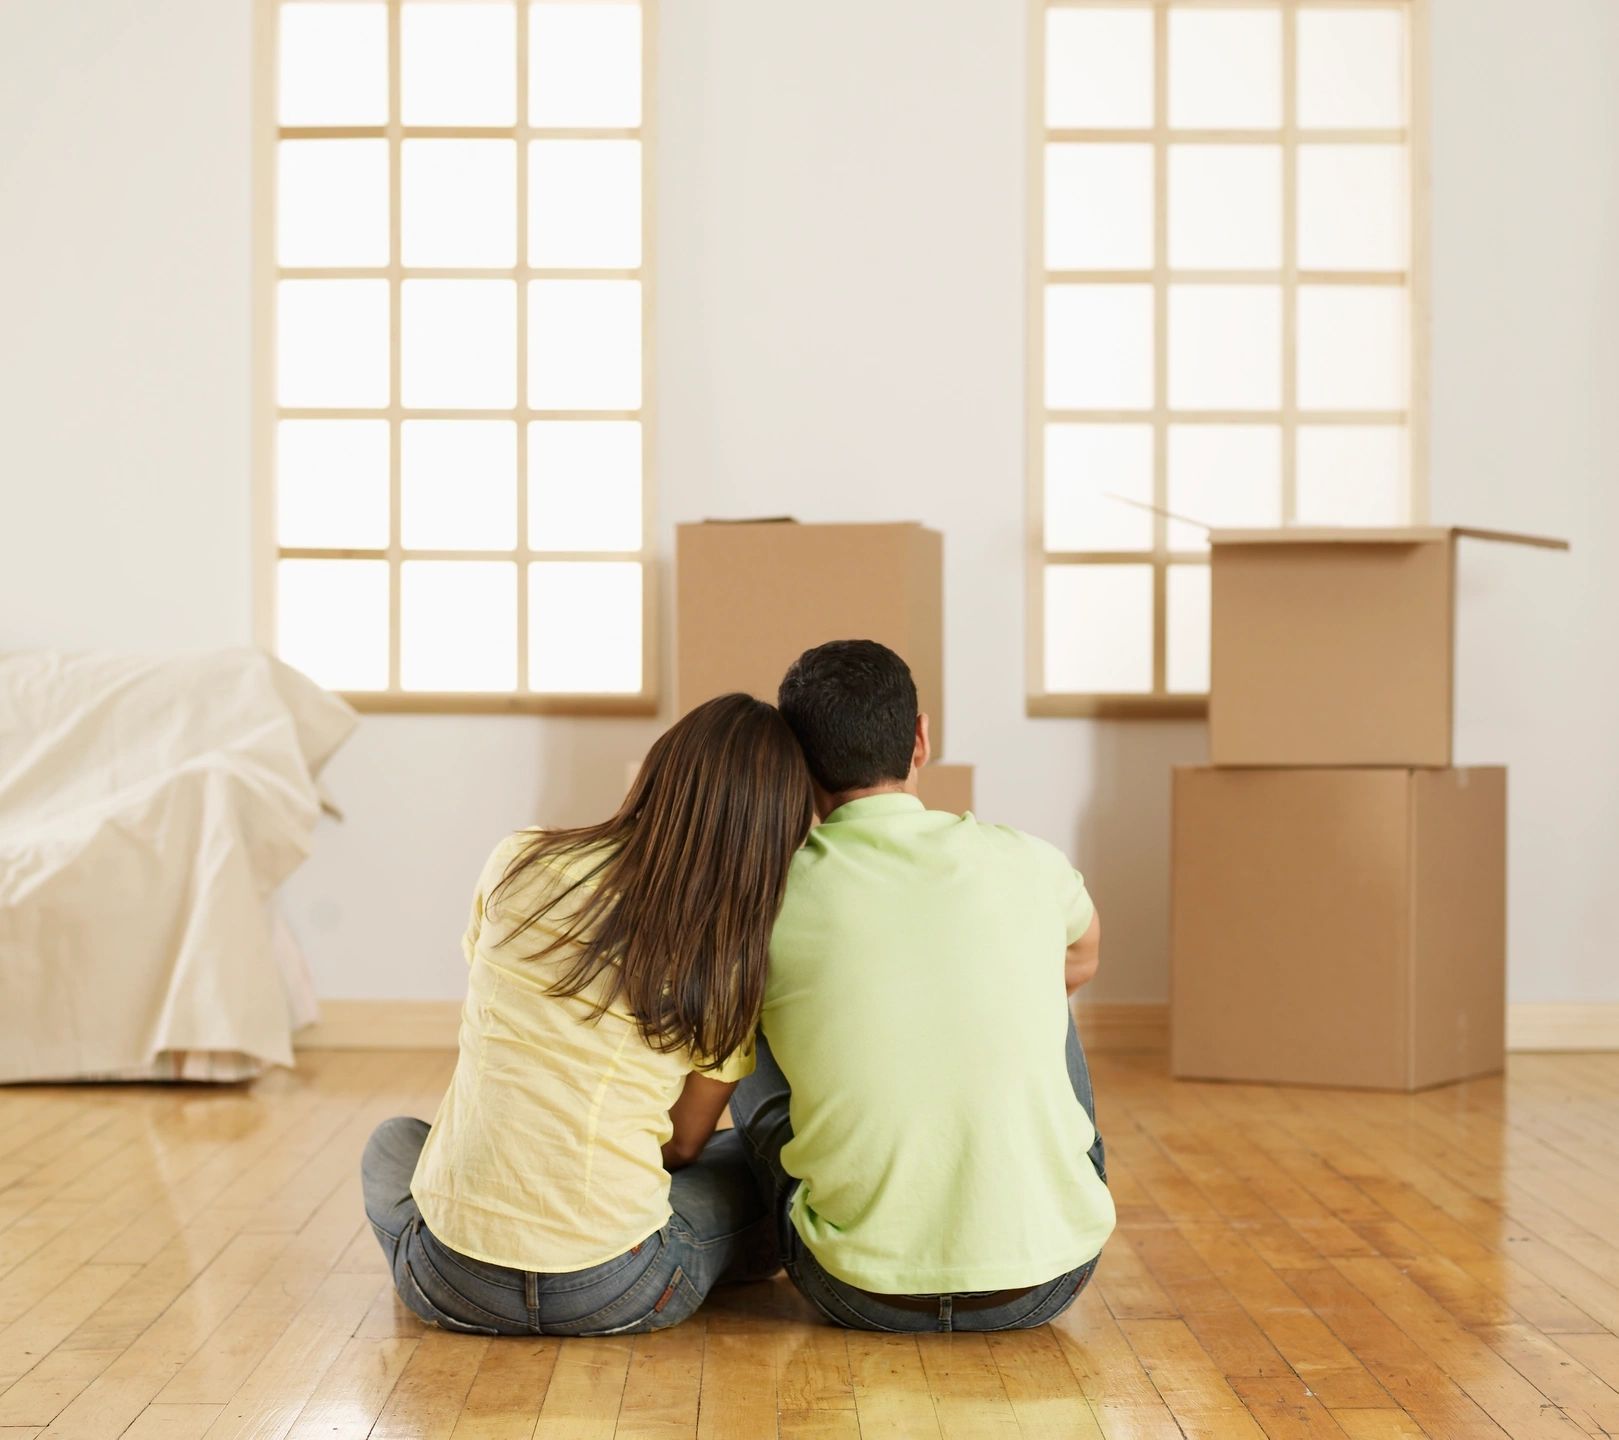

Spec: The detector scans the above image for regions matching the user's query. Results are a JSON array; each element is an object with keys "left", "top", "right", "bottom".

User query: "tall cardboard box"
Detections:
[
  {"left": 1171, "top": 766, "right": 1506, "bottom": 1090},
  {"left": 676, "top": 521, "right": 945, "bottom": 752},
  {"left": 1209, "top": 526, "right": 1566, "bottom": 767}
]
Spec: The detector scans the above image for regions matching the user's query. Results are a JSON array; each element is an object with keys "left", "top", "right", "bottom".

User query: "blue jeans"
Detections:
[
  {"left": 361, "top": 1119, "right": 776, "bottom": 1336},
  {"left": 729, "top": 1012, "right": 1107, "bottom": 1333}
]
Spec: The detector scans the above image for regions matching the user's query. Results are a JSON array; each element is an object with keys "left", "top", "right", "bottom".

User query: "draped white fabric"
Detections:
[{"left": 0, "top": 649, "right": 355, "bottom": 1082}]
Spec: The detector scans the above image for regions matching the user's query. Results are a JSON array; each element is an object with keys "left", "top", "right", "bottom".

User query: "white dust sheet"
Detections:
[{"left": 0, "top": 649, "right": 355, "bottom": 1083}]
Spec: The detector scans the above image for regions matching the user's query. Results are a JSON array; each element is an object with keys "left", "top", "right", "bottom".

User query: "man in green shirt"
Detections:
[{"left": 731, "top": 639, "right": 1114, "bottom": 1332}]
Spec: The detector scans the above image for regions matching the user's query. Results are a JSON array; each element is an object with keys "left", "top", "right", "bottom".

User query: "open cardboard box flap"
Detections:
[{"left": 1209, "top": 524, "right": 1569, "bottom": 550}]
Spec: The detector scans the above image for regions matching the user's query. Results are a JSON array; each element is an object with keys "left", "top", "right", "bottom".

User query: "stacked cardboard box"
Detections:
[
  {"left": 1171, "top": 526, "right": 1566, "bottom": 1090},
  {"left": 651, "top": 520, "right": 973, "bottom": 813}
]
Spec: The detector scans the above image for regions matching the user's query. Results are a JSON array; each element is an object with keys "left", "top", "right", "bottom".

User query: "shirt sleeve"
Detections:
[
  {"left": 695, "top": 1035, "right": 757, "bottom": 1084},
  {"left": 462, "top": 832, "right": 528, "bottom": 966},
  {"left": 1025, "top": 833, "right": 1095, "bottom": 944}
]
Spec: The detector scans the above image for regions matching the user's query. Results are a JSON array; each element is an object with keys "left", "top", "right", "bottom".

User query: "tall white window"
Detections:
[
  {"left": 261, "top": 0, "right": 654, "bottom": 712},
  {"left": 1028, "top": 0, "right": 1425, "bottom": 715}
]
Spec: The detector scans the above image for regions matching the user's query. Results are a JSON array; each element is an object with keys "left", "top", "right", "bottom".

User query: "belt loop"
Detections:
[{"left": 937, "top": 1294, "right": 953, "bottom": 1332}]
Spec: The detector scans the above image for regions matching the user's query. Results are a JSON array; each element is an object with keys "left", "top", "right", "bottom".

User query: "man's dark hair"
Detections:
[{"left": 777, "top": 639, "right": 917, "bottom": 795}]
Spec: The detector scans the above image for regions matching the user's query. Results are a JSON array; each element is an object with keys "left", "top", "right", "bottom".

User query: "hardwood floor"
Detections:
[{"left": 2, "top": 1049, "right": 1617, "bottom": 1439}]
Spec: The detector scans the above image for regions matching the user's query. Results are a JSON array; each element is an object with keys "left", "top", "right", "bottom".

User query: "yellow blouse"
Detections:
[{"left": 411, "top": 833, "right": 755, "bottom": 1272}]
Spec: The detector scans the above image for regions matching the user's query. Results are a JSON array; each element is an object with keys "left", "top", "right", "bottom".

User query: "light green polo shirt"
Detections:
[{"left": 762, "top": 792, "right": 1116, "bottom": 1294}]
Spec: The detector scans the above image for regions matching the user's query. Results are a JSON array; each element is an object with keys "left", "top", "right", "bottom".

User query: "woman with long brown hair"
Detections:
[{"left": 360, "top": 694, "right": 813, "bottom": 1335}]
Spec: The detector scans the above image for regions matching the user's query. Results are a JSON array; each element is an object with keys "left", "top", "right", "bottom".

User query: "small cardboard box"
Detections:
[
  {"left": 624, "top": 760, "right": 974, "bottom": 816},
  {"left": 1171, "top": 765, "right": 1506, "bottom": 1091},
  {"left": 917, "top": 763, "right": 973, "bottom": 814},
  {"left": 1209, "top": 526, "right": 1566, "bottom": 767},
  {"left": 676, "top": 520, "right": 945, "bottom": 752}
]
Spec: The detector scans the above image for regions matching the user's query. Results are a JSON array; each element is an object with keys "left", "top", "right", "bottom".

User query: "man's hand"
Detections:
[
  {"left": 662, "top": 1072, "right": 738, "bottom": 1170},
  {"left": 1065, "top": 910, "right": 1101, "bottom": 994}
]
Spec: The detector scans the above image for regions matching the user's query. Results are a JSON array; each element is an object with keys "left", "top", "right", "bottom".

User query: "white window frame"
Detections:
[
  {"left": 1026, "top": 0, "right": 1430, "bottom": 718},
  {"left": 252, "top": 0, "right": 658, "bottom": 715}
]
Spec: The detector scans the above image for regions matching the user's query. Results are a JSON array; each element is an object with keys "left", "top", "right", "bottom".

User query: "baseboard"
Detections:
[
  {"left": 1506, "top": 1003, "right": 1619, "bottom": 1052},
  {"left": 295, "top": 999, "right": 1619, "bottom": 1054},
  {"left": 296, "top": 999, "right": 463, "bottom": 1050}
]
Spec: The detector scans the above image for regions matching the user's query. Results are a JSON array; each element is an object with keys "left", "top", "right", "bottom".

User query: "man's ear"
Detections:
[{"left": 911, "top": 713, "right": 932, "bottom": 774}]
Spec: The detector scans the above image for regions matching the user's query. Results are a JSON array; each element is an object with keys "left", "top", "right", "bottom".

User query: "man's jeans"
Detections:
[
  {"left": 361, "top": 1121, "right": 776, "bottom": 1336},
  {"left": 728, "top": 1013, "right": 1108, "bottom": 1333}
]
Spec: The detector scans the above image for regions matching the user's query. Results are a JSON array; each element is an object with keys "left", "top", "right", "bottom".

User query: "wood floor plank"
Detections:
[
  {"left": 846, "top": 1332, "right": 943, "bottom": 1440},
  {"left": 915, "top": 1332, "right": 1021, "bottom": 1439},
  {"left": 123, "top": 1403, "right": 225, "bottom": 1439},
  {"left": 613, "top": 1324, "right": 704, "bottom": 1440},
  {"left": 1331, "top": 1256, "right": 1588, "bottom": 1440},
  {"left": 283, "top": 1335, "right": 417, "bottom": 1439},
  {"left": 369, "top": 1330, "right": 490, "bottom": 1440},
  {"left": 986, "top": 1328, "right": 1105, "bottom": 1439},
  {"left": 532, "top": 1337, "right": 632, "bottom": 1440},
  {"left": 1, "top": 1049, "right": 1614, "bottom": 1440},
  {"left": 449, "top": 1337, "right": 560, "bottom": 1440}
]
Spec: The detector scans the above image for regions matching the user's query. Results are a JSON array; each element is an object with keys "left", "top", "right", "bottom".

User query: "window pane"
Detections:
[
  {"left": 279, "top": 3, "right": 387, "bottom": 125},
  {"left": 530, "top": 4, "right": 641, "bottom": 127},
  {"left": 277, "top": 559, "right": 389, "bottom": 690},
  {"left": 1298, "top": 145, "right": 1406, "bottom": 271},
  {"left": 278, "top": 141, "right": 388, "bottom": 267},
  {"left": 1166, "top": 425, "right": 1282, "bottom": 551},
  {"left": 1045, "top": 144, "right": 1154, "bottom": 270},
  {"left": 401, "top": 140, "right": 517, "bottom": 267},
  {"left": 1044, "top": 565, "right": 1153, "bottom": 693},
  {"left": 1298, "top": 9, "right": 1405, "bottom": 128},
  {"left": 277, "top": 420, "right": 390, "bottom": 548},
  {"left": 1045, "top": 8, "right": 1154, "bottom": 129},
  {"left": 1168, "top": 145, "right": 1281, "bottom": 270},
  {"left": 1166, "top": 564, "right": 1211, "bottom": 693},
  {"left": 529, "top": 421, "right": 641, "bottom": 550},
  {"left": 1045, "top": 285, "right": 1154, "bottom": 409},
  {"left": 401, "top": 3, "right": 516, "bottom": 125},
  {"left": 401, "top": 561, "right": 517, "bottom": 691},
  {"left": 529, "top": 140, "right": 641, "bottom": 268},
  {"left": 401, "top": 421, "right": 517, "bottom": 549},
  {"left": 1297, "top": 425, "right": 1408, "bottom": 525},
  {"left": 1297, "top": 287, "right": 1406, "bottom": 410},
  {"left": 528, "top": 280, "right": 641, "bottom": 409},
  {"left": 402, "top": 280, "right": 517, "bottom": 408},
  {"left": 1168, "top": 285, "right": 1281, "bottom": 410},
  {"left": 1167, "top": 9, "right": 1282, "bottom": 129},
  {"left": 1044, "top": 424, "right": 1154, "bottom": 552},
  {"left": 277, "top": 280, "right": 389, "bottom": 407},
  {"left": 529, "top": 561, "right": 642, "bottom": 692}
]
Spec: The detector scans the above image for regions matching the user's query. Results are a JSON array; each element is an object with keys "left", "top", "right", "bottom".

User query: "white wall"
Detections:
[
  {"left": 1430, "top": 0, "right": 1619, "bottom": 1002},
  {"left": 0, "top": 1, "right": 254, "bottom": 653},
  {"left": 2, "top": 0, "right": 1613, "bottom": 1006}
]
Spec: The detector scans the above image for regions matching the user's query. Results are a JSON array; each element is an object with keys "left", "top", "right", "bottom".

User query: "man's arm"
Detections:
[
  {"left": 1065, "top": 909, "right": 1101, "bottom": 994},
  {"left": 662, "top": 1072, "right": 738, "bottom": 1170}
]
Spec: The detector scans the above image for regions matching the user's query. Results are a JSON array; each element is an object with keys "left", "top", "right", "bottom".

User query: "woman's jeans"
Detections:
[
  {"left": 728, "top": 1013, "right": 1108, "bottom": 1333},
  {"left": 360, "top": 1122, "right": 776, "bottom": 1336}
]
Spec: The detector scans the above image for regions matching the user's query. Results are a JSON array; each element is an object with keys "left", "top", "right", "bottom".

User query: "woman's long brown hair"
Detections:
[{"left": 488, "top": 694, "right": 814, "bottom": 1065}]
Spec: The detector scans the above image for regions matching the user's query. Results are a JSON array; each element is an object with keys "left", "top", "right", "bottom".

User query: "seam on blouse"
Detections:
[{"left": 580, "top": 1022, "right": 636, "bottom": 1207}]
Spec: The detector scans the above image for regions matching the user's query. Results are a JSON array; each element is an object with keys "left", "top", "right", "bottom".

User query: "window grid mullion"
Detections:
[
  {"left": 386, "top": 0, "right": 404, "bottom": 692},
  {"left": 515, "top": 0, "right": 531, "bottom": 693},
  {"left": 1151, "top": 0, "right": 1169, "bottom": 696},
  {"left": 1281, "top": 0, "right": 1299, "bottom": 526}
]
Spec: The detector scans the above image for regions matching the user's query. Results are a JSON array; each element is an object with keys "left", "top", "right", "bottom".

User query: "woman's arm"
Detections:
[
  {"left": 1065, "top": 909, "right": 1102, "bottom": 994},
  {"left": 662, "top": 1071, "right": 738, "bottom": 1170}
]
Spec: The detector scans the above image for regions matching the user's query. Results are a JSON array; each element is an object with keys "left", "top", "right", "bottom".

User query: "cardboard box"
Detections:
[
  {"left": 917, "top": 763, "right": 973, "bottom": 814},
  {"left": 1170, "top": 765, "right": 1505, "bottom": 1090},
  {"left": 1209, "top": 526, "right": 1567, "bottom": 767},
  {"left": 676, "top": 521, "right": 946, "bottom": 752},
  {"left": 624, "top": 759, "right": 975, "bottom": 816}
]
